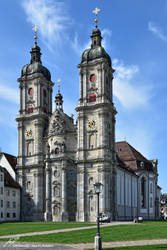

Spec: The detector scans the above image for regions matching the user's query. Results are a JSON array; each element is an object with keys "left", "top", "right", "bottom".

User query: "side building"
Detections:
[
  {"left": 0, "top": 165, "right": 20, "bottom": 222},
  {"left": 116, "top": 141, "right": 161, "bottom": 220}
]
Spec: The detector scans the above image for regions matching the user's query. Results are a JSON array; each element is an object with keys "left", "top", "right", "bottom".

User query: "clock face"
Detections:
[
  {"left": 88, "top": 119, "right": 96, "bottom": 129},
  {"left": 25, "top": 129, "right": 33, "bottom": 139}
]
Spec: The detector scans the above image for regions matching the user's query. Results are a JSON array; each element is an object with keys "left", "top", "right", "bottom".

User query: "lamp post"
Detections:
[{"left": 94, "top": 182, "right": 103, "bottom": 250}]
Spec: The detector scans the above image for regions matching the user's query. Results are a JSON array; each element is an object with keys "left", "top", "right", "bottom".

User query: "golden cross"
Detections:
[
  {"left": 93, "top": 7, "right": 100, "bottom": 16},
  {"left": 124, "top": 134, "right": 127, "bottom": 141},
  {"left": 57, "top": 79, "right": 61, "bottom": 92},
  {"left": 32, "top": 25, "right": 38, "bottom": 42},
  {"left": 92, "top": 7, "right": 100, "bottom": 27}
]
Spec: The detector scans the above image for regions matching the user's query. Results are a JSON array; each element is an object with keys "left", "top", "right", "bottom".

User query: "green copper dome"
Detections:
[
  {"left": 21, "top": 62, "right": 51, "bottom": 81},
  {"left": 81, "top": 46, "right": 111, "bottom": 66},
  {"left": 81, "top": 28, "right": 111, "bottom": 66},
  {"left": 21, "top": 42, "right": 51, "bottom": 81}
]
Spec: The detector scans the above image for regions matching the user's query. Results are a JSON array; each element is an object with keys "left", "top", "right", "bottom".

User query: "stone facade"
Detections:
[{"left": 15, "top": 24, "right": 160, "bottom": 222}]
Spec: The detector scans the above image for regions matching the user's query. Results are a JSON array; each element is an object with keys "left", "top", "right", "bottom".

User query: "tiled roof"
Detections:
[
  {"left": 116, "top": 155, "right": 136, "bottom": 175},
  {"left": 3, "top": 153, "right": 17, "bottom": 171},
  {"left": 116, "top": 141, "right": 153, "bottom": 171},
  {"left": 4, "top": 168, "right": 20, "bottom": 189}
]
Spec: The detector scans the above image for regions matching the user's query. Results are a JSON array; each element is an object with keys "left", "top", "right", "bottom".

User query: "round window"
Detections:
[
  {"left": 90, "top": 74, "right": 96, "bottom": 83},
  {"left": 28, "top": 88, "right": 34, "bottom": 95}
]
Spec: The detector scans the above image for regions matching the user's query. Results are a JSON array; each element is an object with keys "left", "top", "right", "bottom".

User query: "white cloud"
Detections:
[
  {"left": 116, "top": 125, "right": 153, "bottom": 159},
  {"left": 113, "top": 59, "right": 152, "bottom": 109},
  {"left": 0, "top": 83, "right": 19, "bottom": 104},
  {"left": 72, "top": 33, "right": 91, "bottom": 56},
  {"left": 148, "top": 22, "right": 167, "bottom": 42},
  {"left": 101, "top": 28, "right": 112, "bottom": 50},
  {"left": 22, "top": 0, "right": 72, "bottom": 50}
]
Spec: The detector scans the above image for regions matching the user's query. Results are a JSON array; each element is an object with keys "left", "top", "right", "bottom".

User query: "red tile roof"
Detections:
[{"left": 116, "top": 141, "right": 153, "bottom": 171}]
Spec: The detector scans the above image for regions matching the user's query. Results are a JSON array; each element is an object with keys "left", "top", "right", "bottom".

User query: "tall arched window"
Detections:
[
  {"left": 89, "top": 133, "right": 97, "bottom": 149},
  {"left": 141, "top": 177, "right": 146, "bottom": 208},
  {"left": 53, "top": 186, "right": 60, "bottom": 197}
]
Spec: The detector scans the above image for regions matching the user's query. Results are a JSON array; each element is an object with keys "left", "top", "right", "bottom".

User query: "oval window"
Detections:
[
  {"left": 28, "top": 88, "right": 34, "bottom": 95},
  {"left": 90, "top": 74, "right": 96, "bottom": 83}
]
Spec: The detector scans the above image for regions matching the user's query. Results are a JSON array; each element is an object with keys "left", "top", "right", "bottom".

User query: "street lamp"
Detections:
[{"left": 94, "top": 182, "right": 103, "bottom": 250}]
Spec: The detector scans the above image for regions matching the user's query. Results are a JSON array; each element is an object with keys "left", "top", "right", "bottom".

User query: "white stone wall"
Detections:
[
  {"left": 0, "top": 167, "right": 4, "bottom": 222},
  {"left": 116, "top": 168, "right": 138, "bottom": 220},
  {"left": 4, "top": 187, "right": 20, "bottom": 221}
]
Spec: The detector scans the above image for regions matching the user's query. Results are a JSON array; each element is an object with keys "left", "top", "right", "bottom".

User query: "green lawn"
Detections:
[
  {"left": 3, "top": 221, "right": 167, "bottom": 244},
  {"left": 0, "top": 221, "right": 94, "bottom": 236}
]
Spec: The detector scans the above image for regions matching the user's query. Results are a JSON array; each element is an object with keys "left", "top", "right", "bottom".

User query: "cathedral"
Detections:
[{"left": 15, "top": 16, "right": 161, "bottom": 222}]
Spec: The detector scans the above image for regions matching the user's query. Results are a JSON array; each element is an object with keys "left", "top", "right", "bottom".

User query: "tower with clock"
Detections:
[
  {"left": 16, "top": 27, "right": 54, "bottom": 221},
  {"left": 76, "top": 9, "right": 117, "bottom": 221}
]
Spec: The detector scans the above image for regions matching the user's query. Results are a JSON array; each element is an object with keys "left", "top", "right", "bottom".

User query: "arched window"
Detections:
[
  {"left": 141, "top": 177, "right": 146, "bottom": 208},
  {"left": 89, "top": 177, "right": 93, "bottom": 185},
  {"left": 53, "top": 186, "right": 60, "bottom": 197},
  {"left": 27, "top": 141, "right": 34, "bottom": 156},
  {"left": 150, "top": 182, "right": 153, "bottom": 193},
  {"left": 89, "top": 133, "right": 97, "bottom": 149},
  {"left": 53, "top": 206, "right": 59, "bottom": 216},
  {"left": 89, "top": 93, "right": 96, "bottom": 103}
]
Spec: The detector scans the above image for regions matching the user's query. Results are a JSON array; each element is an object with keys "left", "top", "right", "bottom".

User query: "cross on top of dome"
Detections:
[
  {"left": 92, "top": 7, "right": 100, "bottom": 28},
  {"left": 32, "top": 25, "right": 39, "bottom": 44}
]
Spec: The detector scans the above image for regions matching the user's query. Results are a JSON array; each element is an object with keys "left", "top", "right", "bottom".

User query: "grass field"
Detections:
[
  {"left": 0, "top": 221, "right": 167, "bottom": 244},
  {"left": 0, "top": 221, "right": 94, "bottom": 236},
  {"left": 1, "top": 221, "right": 167, "bottom": 246}
]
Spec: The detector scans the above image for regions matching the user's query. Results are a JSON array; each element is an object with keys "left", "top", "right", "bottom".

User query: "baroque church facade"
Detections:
[{"left": 15, "top": 21, "right": 161, "bottom": 222}]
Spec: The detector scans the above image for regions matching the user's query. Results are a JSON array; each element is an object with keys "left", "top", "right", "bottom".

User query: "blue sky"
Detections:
[{"left": 0, "top": 0, "right": 166, "bottom": 192}]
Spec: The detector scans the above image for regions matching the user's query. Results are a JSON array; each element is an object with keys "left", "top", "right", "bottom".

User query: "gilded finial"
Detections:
[
  {"left": 57, "top": 79, "right": 61, "bottom": 93},
  {"left": 33, "top": 25, "right": 38, "bottom": 44},
  {"left": 124, "top": 134, "right": 127, "bottom": 142},
  {"left": 93, "top": 7, "right": 100, "bottom": 28}
]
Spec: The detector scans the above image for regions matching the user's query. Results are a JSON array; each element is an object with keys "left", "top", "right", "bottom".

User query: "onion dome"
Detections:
[
  {"left": 21, "top": 42, "right": 51, "bottom": 81},
  {"left": 81, "top": 27, "right": 111, "bottom": 66}
]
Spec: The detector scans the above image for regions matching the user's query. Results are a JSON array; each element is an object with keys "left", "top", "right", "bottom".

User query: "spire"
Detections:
[
  {"left": 55, "top": 79, "right": 63, "bottom": 111},
  {"left": 30, "top": 25, "right": 42, "bottom": 64},
  {"left": 91, "top": 8, "right": 102, "bottom": 48}
]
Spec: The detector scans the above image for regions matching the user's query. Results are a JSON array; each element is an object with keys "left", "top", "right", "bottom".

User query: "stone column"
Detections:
[
  {"left": 76, "top": 167, "right": 85, "bottom": 221},
  {"left": 44, "top": 158, "right": 52, "bottom": 221},
  {"left": 61, "top": 163, "right": 68, "bottom": 221}
]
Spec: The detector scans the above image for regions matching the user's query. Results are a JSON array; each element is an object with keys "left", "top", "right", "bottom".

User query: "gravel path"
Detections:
[{"left": 1, "top": 239, "right": 167, "bottom": 250}]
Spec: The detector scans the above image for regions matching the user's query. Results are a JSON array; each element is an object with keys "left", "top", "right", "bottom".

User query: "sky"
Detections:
[{"left": 0, "top": 0, "right": 166, "bottom": 192}]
